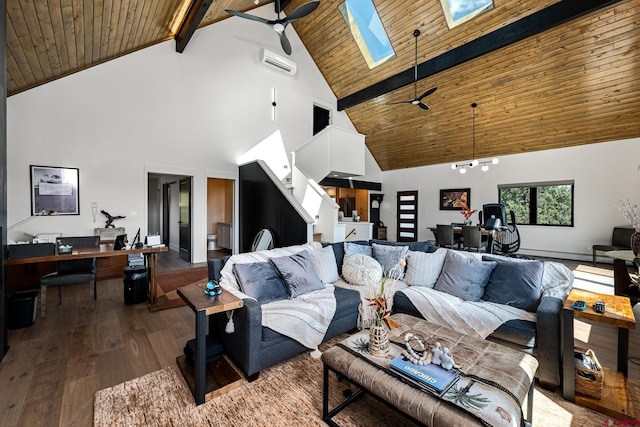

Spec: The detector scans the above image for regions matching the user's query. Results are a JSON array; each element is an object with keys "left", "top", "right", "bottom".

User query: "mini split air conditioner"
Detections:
[{"left": 260, "top": 48, "right": 297, "bottom": 76}]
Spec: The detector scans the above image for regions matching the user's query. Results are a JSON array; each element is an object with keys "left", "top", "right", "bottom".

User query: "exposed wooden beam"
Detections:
[
  {"left": 318, "top": 177, "right": 381, "bottom": 191},
  {"left": 175, "top": 0, "right": 214, "bottom": 54},
  {"left": 337, "top": 0, "right": 623, "bottom": 111}
]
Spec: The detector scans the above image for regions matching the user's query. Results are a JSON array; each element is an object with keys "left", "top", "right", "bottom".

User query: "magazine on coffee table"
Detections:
[{"left": 390, "top": 355, "right": 459, "bottom": 397}]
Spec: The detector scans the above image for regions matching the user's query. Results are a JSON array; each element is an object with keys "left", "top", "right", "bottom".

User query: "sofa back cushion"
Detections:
[
  {"left": 481, "top": 256, "right": 544, "bottom": 312},
  {"left": 434, "top": 250, "right": 497, "bottom": 301},
  {"left": 404, "top": 249, "right": 447, "bottom": 288},
  {"left": 270, "top": 250, "right": 324, "bottom": 298},
  {"left": 344, "top": 241, "right": 372, "bottom": 257},
  {"left": 342, "top": 254, "right": 383, "bottom": 286},
  {"left": 232, "top": 262, "right": 289, "bottom": 305},
  {"left": 308, "top": 244, "right": 340, "bottom": 284},
  {"left": 369, "top": 239, "right": 435, "bottom": 253}
]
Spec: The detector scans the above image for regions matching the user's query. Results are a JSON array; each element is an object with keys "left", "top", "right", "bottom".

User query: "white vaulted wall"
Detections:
[
  {"left": 380, "top": 137, "right": 640, "bottom": 262},
  {"left": 6, "top": 5, "right": 380, "bottom": 263}
]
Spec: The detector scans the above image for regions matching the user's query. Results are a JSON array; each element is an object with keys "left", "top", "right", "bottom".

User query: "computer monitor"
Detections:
[
  {"left": 482, "top": 203, "right": 507, "bottom": 230},
  {"left": 114, "top": 234, "right": 127, "bottom": 250}
]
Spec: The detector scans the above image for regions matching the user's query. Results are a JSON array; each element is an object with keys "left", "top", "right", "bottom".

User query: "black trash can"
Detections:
[
  {"left": 123, "top": 266, "right": 147, "bottom": 304},
  {"left": 7, "top": 290, "right": 39, "bottom": 329}
]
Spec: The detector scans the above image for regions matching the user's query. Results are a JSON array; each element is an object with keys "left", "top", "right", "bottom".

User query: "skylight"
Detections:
[
  {"left": 339, "top": 0, "right": 395, "bottom": 69},
  {"left": 440, "top": 0, "right": 494, "bottom": 29}
]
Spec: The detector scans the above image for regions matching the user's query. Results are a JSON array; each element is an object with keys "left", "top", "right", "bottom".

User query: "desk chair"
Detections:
[
  {"left": 462, "top": 225, "right": 486, "bottom": 252},
  {"left": 40, "top": 236, "right": 100, "bottom": 318},
  {"left": 435, "top": 224, "right": 461, "bottom": 249}
]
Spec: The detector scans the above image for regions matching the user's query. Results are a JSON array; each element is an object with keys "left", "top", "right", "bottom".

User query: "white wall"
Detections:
[
  {"left": 6, "top": 5, "right": 379, "bottom": 263},
  {"left": 381, "top": 137, "right": 640, "bottom": 262}
]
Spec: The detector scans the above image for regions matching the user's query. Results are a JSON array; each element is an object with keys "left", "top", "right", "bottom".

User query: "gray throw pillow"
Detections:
[
  {"left": 344, "top": 241, "right": 372, "bottom": 257},
  {"left": 372, "top": 243, "right": 408, "bottom": 276},
  {"left": 434, "top": 250, "right": 497, "bottom": 301},
  {"left": 232, "top": 262, "right": 288, "bottom": 304},
  {"left": 482, "top": 256, "right": 544, "bottom": 312},
  {"left": 270, "top": 250, "right": 324, "bottom": 298}
]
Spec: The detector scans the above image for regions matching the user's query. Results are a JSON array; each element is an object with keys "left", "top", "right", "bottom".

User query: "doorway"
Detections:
[
  {"left": 207, "top": 178, "right": 234, "bottom": 258},
  {"left": 148, "top": 173, "right": 192, "bottom": 259}
]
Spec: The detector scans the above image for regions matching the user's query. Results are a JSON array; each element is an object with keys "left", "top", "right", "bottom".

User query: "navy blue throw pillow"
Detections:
[
  {"left": 481, "top": 256, "right": 544, "bottom": 312},
  {"left": 233, "top": 262, "right": 288, "bottom": 305}
]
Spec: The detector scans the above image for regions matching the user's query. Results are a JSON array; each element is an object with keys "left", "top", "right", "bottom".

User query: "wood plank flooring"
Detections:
[{"left": 0, "top": 254, "right": 637, "bottom": 426}]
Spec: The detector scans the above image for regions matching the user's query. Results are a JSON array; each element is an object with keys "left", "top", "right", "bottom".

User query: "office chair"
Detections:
[
  {"left": 462, "top": 225, "right": 486, "bottom": 252},
  {"left": 435, "top": 224, "right": 461, "bottom": 249},
  {"left": 492, "top": 211, "right": 521, "bottom": 256},
  {"left": 40, "top": 235, "right": 100, "bottom": 318}
]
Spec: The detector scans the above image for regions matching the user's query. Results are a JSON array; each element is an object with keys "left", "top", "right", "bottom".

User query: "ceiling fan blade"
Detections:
[
  {"left": 225, "top": 9, "right": 270, "bottom": 24},
  {"left": 285, "top": 1, "right": 320, "bottom": 22},
  {"left": 278, "top": 31, "right": 292, "bottom": 55},
  {"left": 417, "top": 102, "right": 430, "bottom": 110},
  {"left": 416, "top": 86, "right": 438, "bottom": 101}
]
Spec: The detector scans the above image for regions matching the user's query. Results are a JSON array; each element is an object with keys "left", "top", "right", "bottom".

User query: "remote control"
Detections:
[
  {"left": 571, "top": 300, "right": 587, "bottom": 311},
  {"left": 594, "top": 301, "right": 605, "bottom": 314}
]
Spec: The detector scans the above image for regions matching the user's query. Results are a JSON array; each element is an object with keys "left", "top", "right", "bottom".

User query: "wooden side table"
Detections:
[
  {"left": 176, "top": 283, "right": 244, "bottom": 405},
  {"left": 561, "top": 288, "right": 636, "bottom": 418}
]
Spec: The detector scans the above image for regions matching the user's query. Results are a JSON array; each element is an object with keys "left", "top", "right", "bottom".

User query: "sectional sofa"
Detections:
[{"left": 207, "top": 240, "right": 573, "bottom": 388}]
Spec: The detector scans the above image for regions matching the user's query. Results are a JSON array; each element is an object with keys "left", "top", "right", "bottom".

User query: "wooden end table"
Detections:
[
  {"left": 561, "top": 288, "right": 636, "bottom": 419},
  {"left": 176, "top": 283, "right": 244, "bottom": 405}
]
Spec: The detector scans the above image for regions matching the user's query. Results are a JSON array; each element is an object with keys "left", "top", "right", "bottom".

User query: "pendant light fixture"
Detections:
[{"left": 451, "top": 103, "right": 499, "bottom": 173}]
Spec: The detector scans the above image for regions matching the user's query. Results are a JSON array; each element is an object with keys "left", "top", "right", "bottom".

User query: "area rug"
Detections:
[
  {"left": 94, "top": 342, "right": 617, "bottom": 427},
  {"left": 147, "top": 267, "right": 208, "bottom": 313}
]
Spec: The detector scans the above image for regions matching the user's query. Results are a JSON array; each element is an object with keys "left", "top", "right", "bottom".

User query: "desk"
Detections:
[
  {"left": 6, "top": 244, "right": 168, "bottom": 304},
  {"left": 561, "top": 288, "right": 636, "bottom": 418},
  {"left": 176, "top": 283, "right": 244, "bottom": 405}
]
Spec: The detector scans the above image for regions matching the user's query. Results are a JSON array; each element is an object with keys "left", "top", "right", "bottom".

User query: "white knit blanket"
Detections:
[
  {"left": 262, "top": 285, "right": 336, "bottom": 349},
  {"left": 399, "top": 286, "right": 536, "bottom": 339}
]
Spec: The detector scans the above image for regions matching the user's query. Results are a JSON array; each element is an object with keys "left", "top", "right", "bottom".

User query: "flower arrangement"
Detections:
[
  {"left": 367, "top": 258, "right": 405, "bottom": 329},
  {"left": 619, "top": 198, "right": 640, "bottom": 232},
  {"left": 460, "top": 203, "right": 477, "bottom": 221}
]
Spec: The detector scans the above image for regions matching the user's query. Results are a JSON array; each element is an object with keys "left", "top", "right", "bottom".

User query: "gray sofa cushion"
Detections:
[
  {"left": 404, "top": 249, "right": 447, "bottom": 288},
  {"left": 372, "top": 243, "right": 408, "bottom": 275},
  {"left": 434, "top": 250, "right": 496, "bottom": 301},
  {"left": 482, "top": 256, "right": 544, "bottom": 312},
  {"left": 270, "top": 250, "right": 324, "bottom": 298},
  {"left": 344, "top": 241, "right": 372, "bottom": 257},
  {"left": 233, "top": 262, "right": 288, "bottom": 305}
]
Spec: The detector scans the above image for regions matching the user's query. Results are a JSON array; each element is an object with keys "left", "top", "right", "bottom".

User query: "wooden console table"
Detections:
[
  {"left": 561, "top": 288, "right": 636, "bottom": 418},
  {"left": 176, "top": 283, "right": 244, "bottom": 405},
  {"left": 6, "top": 243, "right": 168, "bottom": 303}
]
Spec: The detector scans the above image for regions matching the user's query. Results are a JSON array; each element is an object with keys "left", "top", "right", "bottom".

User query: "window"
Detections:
[
  {"left": 439, "top": 0, "right": 494, "bottom": 29},
  {"left": 498, "top": 181, "right": 574, "bottom": 226},
  {"left": 339, "top": 0, "right": 395, "bottom": 69}
]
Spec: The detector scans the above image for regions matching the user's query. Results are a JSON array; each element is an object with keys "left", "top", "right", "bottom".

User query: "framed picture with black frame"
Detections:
[
  {"left": 439, "top": 188, "right": 470, "bottom": 210},
  {"left": 30, "top": 165, "right": 80, "bottom": 216}
]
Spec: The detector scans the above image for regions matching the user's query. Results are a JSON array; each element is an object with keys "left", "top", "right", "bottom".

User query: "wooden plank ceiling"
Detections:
[{"left": 6, "top": 0, "right": 640, "bottom": 171}]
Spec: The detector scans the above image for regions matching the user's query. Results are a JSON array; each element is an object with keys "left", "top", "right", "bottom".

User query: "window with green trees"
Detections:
[{"left": 498, "top": 181, "right": 574, "bottom": 226}]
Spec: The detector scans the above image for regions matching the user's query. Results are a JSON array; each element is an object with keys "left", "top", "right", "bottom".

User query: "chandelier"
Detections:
[{"left": 451, "top": 103, "right": 499, "bottom": 174}]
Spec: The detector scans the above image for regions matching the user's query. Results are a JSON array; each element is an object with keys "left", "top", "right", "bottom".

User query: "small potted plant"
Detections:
[
  {"left": 367, "top": 259, "right": 404, "bottom": 356},
  {"left": 460, "top": 203, "right": 477, "bottom": 226}
]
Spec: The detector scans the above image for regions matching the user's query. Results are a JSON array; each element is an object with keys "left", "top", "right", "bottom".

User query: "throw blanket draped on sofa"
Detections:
[
  {"left": 262, "top": 285, "right": 336, "bottom": 349},
  {"left": 399, "top": 286, "right": 536, "bottom": 339}
]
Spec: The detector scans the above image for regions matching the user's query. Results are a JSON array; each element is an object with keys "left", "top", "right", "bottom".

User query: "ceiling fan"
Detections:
[
  {"left": 225, "top": 0, "right": 320, "bottom": 56},
  {"left": 389, "top": 29, "right": 437, "bottom": 110}
]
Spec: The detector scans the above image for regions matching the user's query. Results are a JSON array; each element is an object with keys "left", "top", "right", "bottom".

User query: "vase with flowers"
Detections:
[
  {"left": 619, "top": 198, "right": 640, "bottom": 256},
  {"left": 366, "top": 259, "right": 404, "bottom": 356},
  {"left": 460, "top": 204, "right": 478, "bottom": 226}
]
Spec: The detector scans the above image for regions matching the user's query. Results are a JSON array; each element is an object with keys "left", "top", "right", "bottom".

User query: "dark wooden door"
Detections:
[
  {"left": 397, "top": 191, "right": 418, "bottom": 242},
  {"left": 179, "top": 177, "right": 192, "bottom": 262}
]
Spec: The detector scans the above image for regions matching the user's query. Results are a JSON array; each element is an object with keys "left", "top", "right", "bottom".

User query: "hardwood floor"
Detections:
[{"left": 0, "top": 255, "right": 636, "bottom": 426}]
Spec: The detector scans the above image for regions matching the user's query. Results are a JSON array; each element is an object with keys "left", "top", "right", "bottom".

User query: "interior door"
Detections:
[
  {"left": 162, "top": 183, "right": 170, "bottom": 246},
  {"left": 179, "top": 177, "right": 192, "bottom": 261}
]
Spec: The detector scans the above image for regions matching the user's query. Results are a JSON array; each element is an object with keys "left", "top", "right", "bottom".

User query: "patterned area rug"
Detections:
[
  {"left": 147, "top": 267, "right": 208, "bottom": 313},
  {"left": 94, "top": 339, "right": 616, "bottom": 427}
]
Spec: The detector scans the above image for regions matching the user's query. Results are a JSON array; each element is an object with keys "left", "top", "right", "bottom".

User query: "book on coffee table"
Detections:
[{"left": 390, "top": 356, "right": 459, "bottom": 396}]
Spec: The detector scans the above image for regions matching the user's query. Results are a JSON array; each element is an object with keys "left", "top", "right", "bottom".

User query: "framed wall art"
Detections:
[
  {"left": 439, "top": 188, "right": 470, "bottom": 210},
  {"left": 30, "top": 165, "right": 79, "bottom": 215}
]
